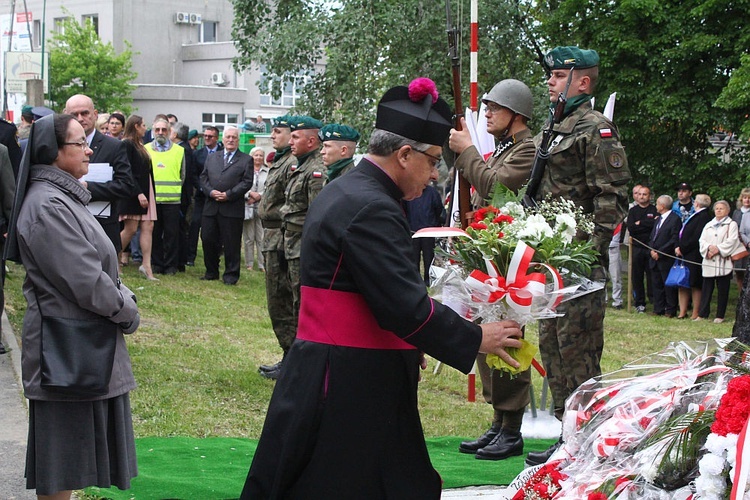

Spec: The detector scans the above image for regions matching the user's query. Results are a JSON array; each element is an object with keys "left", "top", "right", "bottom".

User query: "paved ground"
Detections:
[
  {"left": 1, "top": 311, "right": 557, "bottom": 499},
  {"left": 0, "top": 311, "right": 36, "bottom": 500}
]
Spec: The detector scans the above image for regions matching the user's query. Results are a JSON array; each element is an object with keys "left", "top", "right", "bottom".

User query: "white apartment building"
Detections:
[{"left": 4, "top": 0, "right": 315, "bottom": 132}]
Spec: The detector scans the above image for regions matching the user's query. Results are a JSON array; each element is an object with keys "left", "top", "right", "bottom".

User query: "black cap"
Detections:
[
  {"left": 677, "top": 182, "right": 692, "bottom": 191},
  {"left": 375, "top": 77, "right": 452, "bottom": 146}
]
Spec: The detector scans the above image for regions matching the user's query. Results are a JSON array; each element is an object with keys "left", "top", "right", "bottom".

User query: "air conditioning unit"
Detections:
[
  {"left": 189, "top": 13, "right": 202, "bottom": 25},
  {"left": 174, "top": 12, "right": 189, "bottom": 24},
  {"left": 211, "top": 72, "right": 228, "bottom": 86}
]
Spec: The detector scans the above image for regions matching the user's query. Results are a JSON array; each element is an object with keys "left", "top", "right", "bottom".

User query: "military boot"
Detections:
[
  {"left": 525, "top": 437, "right": 562, "bottom": 467},
  {"left": 458, "top": 423, "right": 502, "bottom": 454},
  {"left": 475, "top": 429, "right": 524, "bottom": 461}
]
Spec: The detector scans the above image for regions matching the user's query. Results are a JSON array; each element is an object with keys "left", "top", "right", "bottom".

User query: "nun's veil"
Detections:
[{"left": 3, "top": 113, "right": 59, "bottom": 264}]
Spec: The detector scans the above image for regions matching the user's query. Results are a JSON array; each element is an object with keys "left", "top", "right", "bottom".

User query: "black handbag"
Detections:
[
  {"left": 665, "top": 259, "right": 690, "bottom": 288},
  {"left": 40, "top": 315, "right": 117, "bottom": 397}
]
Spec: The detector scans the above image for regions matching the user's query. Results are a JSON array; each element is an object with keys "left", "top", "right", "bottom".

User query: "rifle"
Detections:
[
  {"left": 446, "top": 0, "right": 472, "bottom": 229},
  {"left": 521, "top": 67, "right": 576, "bottom": 208}
]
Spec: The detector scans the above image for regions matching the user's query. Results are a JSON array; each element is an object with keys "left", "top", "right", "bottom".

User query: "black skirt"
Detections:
[{"left": 25, "top": 393, "right": 137, "bottom": 495}]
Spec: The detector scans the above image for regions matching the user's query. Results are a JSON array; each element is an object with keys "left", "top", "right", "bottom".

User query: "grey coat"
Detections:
[{"left": 17, "top": 165, "right": 139, "bottom": 401}]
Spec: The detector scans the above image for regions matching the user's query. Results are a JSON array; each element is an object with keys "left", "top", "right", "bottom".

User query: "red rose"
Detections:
[{"left": 469, "top": 222, "right": 488, "bottom": 230}]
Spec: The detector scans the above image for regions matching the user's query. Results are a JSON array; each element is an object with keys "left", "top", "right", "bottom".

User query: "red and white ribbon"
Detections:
[{"left": 464, "top": 241, "right": 548, "bottom": 314}]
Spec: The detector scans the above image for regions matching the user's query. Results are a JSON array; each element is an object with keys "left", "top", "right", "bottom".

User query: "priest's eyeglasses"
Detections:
[{"left": 412, "top": 148, "right": 442, "bottom": 169}]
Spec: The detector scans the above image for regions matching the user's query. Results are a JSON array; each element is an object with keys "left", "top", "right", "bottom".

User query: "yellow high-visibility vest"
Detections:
[{"left": 147, "top": 143, "right": 184, "bottom": 203}]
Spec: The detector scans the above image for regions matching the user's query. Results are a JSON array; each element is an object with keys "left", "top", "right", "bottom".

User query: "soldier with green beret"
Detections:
[
  {"left": 319, "top": 123, "right": 360, "bottom": 182},
  {"left": 525, "top": 46, "right": 631, "bottom": 467},
  {"left": 280, "top": 115, "right": 327, "bottom": 373},
  {"left": 257, "top": 115, "right": 297, "bottom": 379}
]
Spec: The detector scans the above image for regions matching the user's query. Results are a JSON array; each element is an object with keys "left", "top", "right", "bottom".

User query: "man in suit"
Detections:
[
  {"left": 649, "top": 194, "right": 682, "bottom": 317},
  {"left": 188, "top": 126, "right": 223, "bottom": 265},
  {"left": 200, "top": 126, "right": 253, "bottom": 284},
  {"left": 64, "top": 94, "right": 136, "bottom": 252}
]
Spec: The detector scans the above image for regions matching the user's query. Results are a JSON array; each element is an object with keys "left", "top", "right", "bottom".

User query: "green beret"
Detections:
[
  {"left": 544, "top": 46, "right": 599, "bottom": 71},
  {"left": 318, "top": 124, "right": 360, "bottom": 143},
  {"left": 271, "top": 115, "right": 293, "bottom": 128},
  {"left": 22, "top": 105, "right": 34, "bottom": 118},
  {"left": 188, "top": 129, "right": 199, "bottom": 140},
  {"left": 289, "top": 116, "right": 323, "bottom": 131}
]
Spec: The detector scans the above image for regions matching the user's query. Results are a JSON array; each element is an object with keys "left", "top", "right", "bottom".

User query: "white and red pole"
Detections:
[{"left": 467, "top": 0, "right": 479, "bottom": 402}]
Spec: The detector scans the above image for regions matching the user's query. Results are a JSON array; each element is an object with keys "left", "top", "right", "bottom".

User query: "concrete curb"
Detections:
[{"left": 0, "top": 310, "right": 35, "bottom": 499}]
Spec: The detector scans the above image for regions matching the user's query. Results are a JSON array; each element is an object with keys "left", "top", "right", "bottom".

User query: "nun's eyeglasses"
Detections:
[{"left": 62, "top": 141, "right": 90, "bottom": 151}]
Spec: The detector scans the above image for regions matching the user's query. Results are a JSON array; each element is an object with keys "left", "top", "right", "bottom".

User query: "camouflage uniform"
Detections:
[
  {"left": 455, "top": 132, "right": 535, "bottom": 431},
  {"left": 259, "top": 147, "right": 297, "bottom": 353},
  {"left": 282, "top": 149, "right": 327, "bottom": 327},
  {"left": 535, "top": 101, "right": 630, "bottom": 420}
]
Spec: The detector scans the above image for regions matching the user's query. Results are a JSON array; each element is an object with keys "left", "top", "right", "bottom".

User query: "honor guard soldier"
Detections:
[{"left": 526, "top": 46, "right": 631, "bottom": 467}]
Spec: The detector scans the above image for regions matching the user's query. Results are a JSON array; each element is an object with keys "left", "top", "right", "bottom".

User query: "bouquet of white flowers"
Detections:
[{"left": 414, "top": 186, "right": 604, "bottom": 375}]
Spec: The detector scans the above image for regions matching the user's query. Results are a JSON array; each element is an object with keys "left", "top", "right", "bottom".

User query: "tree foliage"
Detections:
[
  {"left": 232, "top": 0, "right": 750, "bottom": 202},
  {"left": 49, "top": 16, "right": 137, "bottom": 114},
  {"left": 231, "top": 0, "right": 543, "bottom": 146},
  {"left": 532, "top": 0, "right": 750, "bottom": 201}
]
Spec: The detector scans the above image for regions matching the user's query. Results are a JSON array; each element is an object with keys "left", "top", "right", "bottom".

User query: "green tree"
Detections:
[
  {"left": 532, "top": 0, "right": 750, "bottom": 201},
  {"left": 716, "top": 53, "right": 750, "bottom": 138},
  {"left": 231, "top": 0, "right": 542, "bottom": 147},
  {"left": 49, "top": 16, "right": 137, "bottom": 114}
]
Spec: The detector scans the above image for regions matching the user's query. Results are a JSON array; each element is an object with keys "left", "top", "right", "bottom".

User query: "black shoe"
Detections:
[
  {"left": 475, "top": 429, "right": 524, "bottom": 461},
  {"left": 259, "top": 364, "right": 282, "bottom": 380},
  {"left": 458, "top": 424, "right": 502, "bottom": 454},
  {"left": 223, "top": 279, "right": 238, "bottom": 285},
  {"left": 525, "top": 437, "right": 562, "bottom": 467},
  {"left": 186, "top": 261, "right": 195, "bottom": 267},
  {"left": 259, "top": 361, "right": 282, "bottom": 373},
  {"left": 200, "top": 275, "right": 219, "bottom": 281},
  {"left": 152, "top": 265, "right": 164, "bottom": 274},
  {"left": 163, "top": 267, "right": 178, "bottom": 275}
]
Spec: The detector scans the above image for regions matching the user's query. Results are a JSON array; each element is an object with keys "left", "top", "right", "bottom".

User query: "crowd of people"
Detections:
[
  {"left": 0, "top": 41, "right": 747, "bottom": 499},
  {"left": 621, "top": 181, "right": 749, "bottom": 323}
]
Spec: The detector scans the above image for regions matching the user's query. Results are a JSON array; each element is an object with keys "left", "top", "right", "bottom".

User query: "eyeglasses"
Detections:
[
  {"left": 62, "top": 140, "right": 90, "bottom": 151},
  {"left": 484, "top": 103, "right": 505, "bottom": 114},
  {"left": 203, "top": 134, "right": 217, "bottom": 139},
  {"left": 412, "top": 148, "right": 442, "bottom": 169}
]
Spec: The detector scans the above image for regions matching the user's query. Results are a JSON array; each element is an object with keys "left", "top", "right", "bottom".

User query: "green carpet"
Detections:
[{"left": 86, "top": 436, "right": 556, "bottom": 499}]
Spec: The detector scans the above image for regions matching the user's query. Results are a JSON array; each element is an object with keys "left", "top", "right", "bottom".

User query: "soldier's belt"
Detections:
[
  {"left": 283, "top": 222, "right": 304, "bottom": 233},
  {"left": 262, "top": 220, "right": 282, "bottom": 229}
]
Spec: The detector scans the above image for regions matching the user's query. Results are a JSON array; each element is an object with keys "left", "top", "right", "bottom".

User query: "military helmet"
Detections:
[{"left": 481, "top": 79, "right": 533, "bottom": 120}]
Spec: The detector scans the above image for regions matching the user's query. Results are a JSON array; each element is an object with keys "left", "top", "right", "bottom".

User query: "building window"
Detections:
[
  {"left": 259, "top": 68, "right": 311, "bottom": 108},
  {"left": 201, "top": 21, "right": 218, "bottom": 43},
  {"left": 201, "top": 113, "right": 239, "bottom": 131},
  {"left": 33, "top": 20, "right": 42, "bottom": 49},
  {"left": 82, "top": 14, "right": 99, "bottom": 35},
  {"left": 53, "top": 17, "right": 69, "bottom": 34}
]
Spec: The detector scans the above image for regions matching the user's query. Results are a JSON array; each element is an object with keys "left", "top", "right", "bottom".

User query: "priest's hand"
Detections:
[{"left": 479, "top": 320, "right": 523, "bottom": 369}]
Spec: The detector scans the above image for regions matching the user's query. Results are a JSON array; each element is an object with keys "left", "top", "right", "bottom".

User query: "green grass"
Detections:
[{"left": 2, "top": 253, "right": 736, "bottom": 440}]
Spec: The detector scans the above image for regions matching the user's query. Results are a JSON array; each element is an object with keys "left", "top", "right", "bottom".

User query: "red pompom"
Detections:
[{"left": 408, "top": 77, "right": 439, "bottom": 104}]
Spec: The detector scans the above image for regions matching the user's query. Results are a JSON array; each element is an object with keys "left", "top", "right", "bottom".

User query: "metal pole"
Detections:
[{"left": 627, "top": 236, "right": 633, "bottom": 312}]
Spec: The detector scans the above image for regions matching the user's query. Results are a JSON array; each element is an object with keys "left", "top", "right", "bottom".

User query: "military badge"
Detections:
[{"left": 609, "top": 152, "right": 624, "bottom": 168}]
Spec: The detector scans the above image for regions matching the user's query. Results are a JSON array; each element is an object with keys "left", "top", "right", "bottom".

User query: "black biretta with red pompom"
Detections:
[{"left": 375, "top": 77, "right": 453, "bottom": 147}]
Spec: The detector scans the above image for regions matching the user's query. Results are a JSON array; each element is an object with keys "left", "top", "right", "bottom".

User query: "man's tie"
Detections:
[
  {"left": 224, "top": 152, "right": 230, "bottom": 166},
  {"left": 654, "top": 216, "right": 663, "bottom": 237}
]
